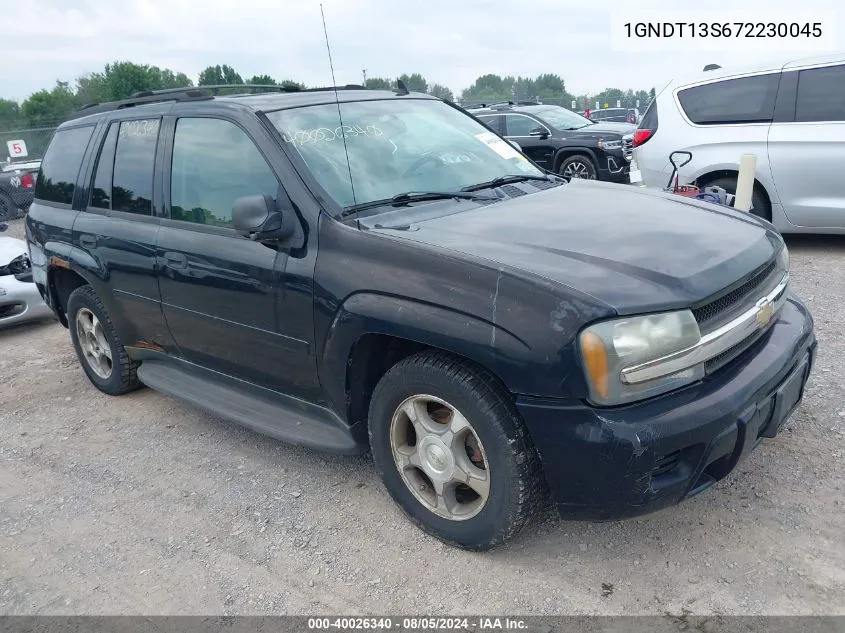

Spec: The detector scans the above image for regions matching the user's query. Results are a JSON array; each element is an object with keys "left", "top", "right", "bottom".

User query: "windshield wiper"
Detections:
[
  {"left": 341, "top": 190, "right": 497, "bottom": 216},
  {"left": 461, "top": 174, "right": 551, "bottom": 192}
]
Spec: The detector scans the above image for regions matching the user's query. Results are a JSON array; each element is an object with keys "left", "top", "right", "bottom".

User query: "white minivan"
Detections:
[{"left": 633, "top": 53, "right": 845, "bottom": 234}]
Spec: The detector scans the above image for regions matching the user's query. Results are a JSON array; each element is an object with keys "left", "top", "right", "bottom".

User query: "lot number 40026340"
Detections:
[{"left": 6, "top": 140, "right": 28, "bottom": 158}]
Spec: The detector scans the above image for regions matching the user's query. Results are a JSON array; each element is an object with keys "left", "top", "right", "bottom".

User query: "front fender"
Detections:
[{"left": 318, "top": 292, "right": 530, "bottom": 419}]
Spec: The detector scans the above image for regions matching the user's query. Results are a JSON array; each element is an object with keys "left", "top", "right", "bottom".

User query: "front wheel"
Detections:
[
  {"left": 368, "top": 351, "right": 545, "bottom": 550},
  {"left": 558, "top": 154, "right": 597, "bottom": 182}
]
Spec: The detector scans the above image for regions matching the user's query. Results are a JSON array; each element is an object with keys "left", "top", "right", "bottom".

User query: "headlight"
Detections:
[
  {"left": 777, "top": 244, "right": 789, "bottom": 273},
  {"left": 597, "top": 139, "right": 623, "bottom": 151},
  {"left": 579, "top": 310, "right": 703, "bottom": 406}
]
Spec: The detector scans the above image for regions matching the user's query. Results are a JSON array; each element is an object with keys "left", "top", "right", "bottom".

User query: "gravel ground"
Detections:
[{"left": 1, "top": 217, "right": 843, "bottom": 615}]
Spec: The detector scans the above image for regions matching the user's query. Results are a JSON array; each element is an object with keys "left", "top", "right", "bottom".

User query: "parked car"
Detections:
[
  {"left": 0, "top": 159, "right": 40, "bottom": 220},
  {"left": 0, "top": 223, "right": 53, "bottom": 326},
  {"left": 27, "top": 85, "right": 815, "bottom": 550},
  {"left": 468, "top": 103, "right": 635, "bottom": 182},
  {"left": 633, "top": 53, "right": 845, "bottom": 232},
  {"left": 590, "top": 107, "right": 640, "bottom": 124}
]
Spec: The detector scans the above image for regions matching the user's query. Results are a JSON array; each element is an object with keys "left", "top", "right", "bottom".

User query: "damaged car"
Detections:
[
  {"left": 0, "top": 223, "right": 53, "bottom": 326},
  {"left": 27, "top": 85, "right": 815, "bottom": 550}
]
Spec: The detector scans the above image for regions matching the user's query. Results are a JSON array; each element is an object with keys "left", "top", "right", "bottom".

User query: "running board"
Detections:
[{"left": 137, "top": 359, "right": 366, "bottom": 455}]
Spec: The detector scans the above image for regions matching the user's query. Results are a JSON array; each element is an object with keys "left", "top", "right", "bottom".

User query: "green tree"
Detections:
[
  {"left": 248, "top": 74, "right": 277, "bottom": 85},
  {"left": 0, "top": 99, "right": 21, "bottom": 127},
  {"left": 649, "top": 87, "right": 656, "bottom": 99},
  {"left": 460, "top": 74, "right": 510, "bottom": 104},
  {"left": 279, "top": 79, "right": 305, "bottom": 90},
  {"left": 397, "top": 73, "right": 428, "bottom": 93},
  {"left": 634, "top": 90, "right": 651, "bottom": 108},
  {"left": 21, "top": 81, "right": 77, "bottom": 126},
  {"left": 428, "top": 83, "right": 454, "bottom": 101},
  {"left": 198, "top": 64, "right": 243, "bottom": 86},
  {"left": 365, "top": 77, "right": 393, "bottom": 90}
]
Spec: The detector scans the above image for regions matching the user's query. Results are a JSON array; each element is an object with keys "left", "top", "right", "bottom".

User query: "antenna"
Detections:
[{"left": 320, "top": 4, "right": 357, "bottom": 208}]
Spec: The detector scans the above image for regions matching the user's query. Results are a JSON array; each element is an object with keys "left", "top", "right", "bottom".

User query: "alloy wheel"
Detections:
[
  {"left": 389, "top": 394, "right": 490, "bottom": 521},
  {"left": 75, "top": 308, "right": 113, "bottom": 379}
]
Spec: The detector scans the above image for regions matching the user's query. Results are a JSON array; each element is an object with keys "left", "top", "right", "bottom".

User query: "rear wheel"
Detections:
[
  {"left": 67, "top": 285, "right": 141, "bottom": 395},
  {"left": 558, "top": 154, "right": 597, "bottom": 182},
  {"left": 368, "top": 351, "right": 545, "bottom": 550},
  {"left": 703, "top": 176, "right": 771, "bottom": 221}
]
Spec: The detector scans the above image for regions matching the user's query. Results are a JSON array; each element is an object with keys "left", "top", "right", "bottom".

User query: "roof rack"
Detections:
[{"left": 67, "top": 84, "right": 369, "bottom": 121}]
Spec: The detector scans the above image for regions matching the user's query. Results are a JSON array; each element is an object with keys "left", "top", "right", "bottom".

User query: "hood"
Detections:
[
  {"left": 0, "top": 236, "right": 26, "bottom": 268},
  {"left": 368, "top": 180, "right": 782, "bottom": 314},
  {"left": 576, "top": 121, "right": 636, "bottom": 135}
]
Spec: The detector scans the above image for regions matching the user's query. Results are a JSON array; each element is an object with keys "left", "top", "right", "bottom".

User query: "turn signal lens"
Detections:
[{"left": 580, "top": 331, "right": 609, "bottom": 400}]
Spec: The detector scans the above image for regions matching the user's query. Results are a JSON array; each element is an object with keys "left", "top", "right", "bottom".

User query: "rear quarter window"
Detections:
[
  {"left": 677, "top": 73, "right": 780, "bottom": 125},
  {"left": 34, "top": 125, "right": 95, "bottom": 205}
]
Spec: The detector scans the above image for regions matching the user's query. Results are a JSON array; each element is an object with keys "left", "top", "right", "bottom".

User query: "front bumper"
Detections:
[
  {"left": 518, "top": 296, "right": 815, "bottom": 521},
  {"left": 0, "top": 273, "right": 55, "bottom": 327},
  {"left": 597, "top": 153, "right": 630, "bottom": 183}
]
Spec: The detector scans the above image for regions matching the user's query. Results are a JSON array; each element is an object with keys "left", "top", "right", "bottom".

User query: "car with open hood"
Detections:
[{"left": 26, "top": 85, "right": 815, "bottom": 550}]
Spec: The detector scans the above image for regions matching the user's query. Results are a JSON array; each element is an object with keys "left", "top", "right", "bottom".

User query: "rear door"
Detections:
[
  {"left": 73, "top": 115, "right": 174, "bottom": 350},
  {"left": 156, "top": 112, "right": 316, "bottom": 395},
  {"left": 767, "top": 63, "right": 845, "bottom": 228},
  {"left": 503, "top": 113, "right": 555, "bottom": 168}
]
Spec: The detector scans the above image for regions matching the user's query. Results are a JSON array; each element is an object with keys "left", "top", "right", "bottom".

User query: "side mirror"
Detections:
[
  {"left": 508, "top": 140, "right": 522, "bottom": 152},
  {"left": 232, "top": 195, "right": 295, "bottom": 241},
  {"left": 529, "top": 127, "right": 549, "bottom": 139}
]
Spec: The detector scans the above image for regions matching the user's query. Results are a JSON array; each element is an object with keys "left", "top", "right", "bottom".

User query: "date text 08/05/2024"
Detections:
[
  {"left": 308, "top": 618, "right": 529, "bottom": 630},
  {"left": 623, "top": 22, "right": 823, "bottom": 38}
]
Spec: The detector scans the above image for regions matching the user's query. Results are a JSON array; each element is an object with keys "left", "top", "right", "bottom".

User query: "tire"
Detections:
[
  {"left": 704, "top": 176, "right": 771, "bottom": 221},
  {"left": 67, "top": 285, "right": 141, "bottom": 395},
  {"left": 368, "top": 351, "right": 545, "bottom": 550},
  {"left": 0, "top": 193, "right": 15, "bottom": 221},
  {"left": 557, "top": 154, "right": 597, "bottom": 182}
]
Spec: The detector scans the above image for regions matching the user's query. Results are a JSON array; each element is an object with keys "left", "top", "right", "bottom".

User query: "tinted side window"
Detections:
[
  {"left": 170, "top": 118, "right": 278, "bottom": 228},
  {"left": 639, "top": 99, "right": 658, "bottom": 130},
  {"left": 112, "top": 119, "right": 160, "bottom": 215},
  {"left": 477, "top": 114, "right": 503, "bottom": 134},
  {"left": 678, "top": 73, "right": 780, "bottom": 124},
  {"left": 34, "top": 125, "right": 95, "bottom": 205},
  {"left": 505, "top": 115, "right": 540, "bottom": 136},
  {"left": 90, "top": 124, "right": 118, "bottom": 209},
  {"left": 796, "top": 65, "right": 845, "bottom": 122}
]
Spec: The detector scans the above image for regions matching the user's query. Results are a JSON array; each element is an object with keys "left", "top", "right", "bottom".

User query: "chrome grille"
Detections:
[{"left": 693, "top": 260, "right": 778, "bottom": 329}]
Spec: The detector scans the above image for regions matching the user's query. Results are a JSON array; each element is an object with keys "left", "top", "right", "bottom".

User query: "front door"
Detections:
[
  {"left": 503, "top": 114, "right": 555, "bottom": 169},
  {"left": 156, "top": 115, "right": 314, "bottom": 395},
  {"left": 767, "top": 64, "right": 845, "bottom": 228}
]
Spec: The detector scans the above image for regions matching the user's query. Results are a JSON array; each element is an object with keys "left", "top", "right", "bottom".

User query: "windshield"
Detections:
[
  {"left": 266, "top": 99, "right": 544, "bottom": 211},
  {"left": 527, "top": 106, "right": 593, "bottom": 130}
]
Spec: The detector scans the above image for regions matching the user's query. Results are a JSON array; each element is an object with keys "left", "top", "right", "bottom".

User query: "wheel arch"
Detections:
[
  {"left": 47, "top": 266, "right": 90, "bottom": 327},
  {"left": 694, "top": 168, "right": 774, "bottom": 220},
  {"left": 318, "top": 293, "right": 531, "bottom": 429},
  {"left": 553, "top": 147, "right": 599, "bottom": 173},
  {"left": 344, "top": 333, "right": 515, "bottom": 434}
]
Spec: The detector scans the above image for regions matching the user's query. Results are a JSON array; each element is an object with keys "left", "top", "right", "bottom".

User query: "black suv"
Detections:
[
  {"left": 468, "top": 103, "right": 635, "bottom": 182},
  {"left": 27, "top": 85, "right": 815, "bottom": 550}
]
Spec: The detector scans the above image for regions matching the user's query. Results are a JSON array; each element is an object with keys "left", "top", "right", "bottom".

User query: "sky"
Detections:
[{"left": 3, "top": 0, "right": 842, "bottom": 103}]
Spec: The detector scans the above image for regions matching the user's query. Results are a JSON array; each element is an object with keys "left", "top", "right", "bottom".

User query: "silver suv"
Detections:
[{"left": 633, "top": 53, "right": 845, "bottom": 233}]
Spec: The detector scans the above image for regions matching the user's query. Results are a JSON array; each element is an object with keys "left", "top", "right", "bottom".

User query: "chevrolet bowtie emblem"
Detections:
[{"left": 755, "top": 298, "right": 774, "bottom": 328}]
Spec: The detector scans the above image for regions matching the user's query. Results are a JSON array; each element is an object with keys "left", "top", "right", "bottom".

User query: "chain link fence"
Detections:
[{"left": 1, "top": 124, "right": 58, "bottom": 163}]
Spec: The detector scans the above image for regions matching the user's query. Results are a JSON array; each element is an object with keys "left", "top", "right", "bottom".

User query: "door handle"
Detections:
[
  {"left": 163, "top": 251, "right": 188, "bottom": 269},
  {"left": 79, "top": 234, "right": 97, "bottom": 249}
]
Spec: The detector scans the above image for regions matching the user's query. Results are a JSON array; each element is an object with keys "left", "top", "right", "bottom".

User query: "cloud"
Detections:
[{"left": 3, "top": 0, "right": 842, "bottom": 102}]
